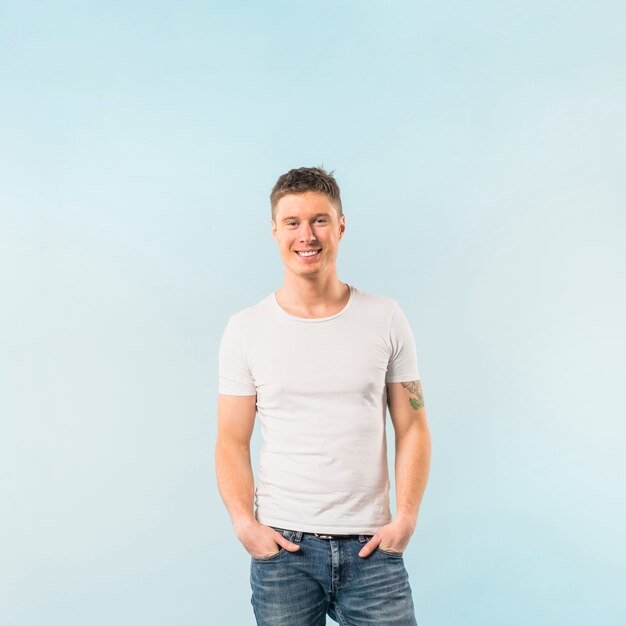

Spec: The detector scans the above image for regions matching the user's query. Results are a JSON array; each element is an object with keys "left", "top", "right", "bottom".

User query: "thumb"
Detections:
[
  {"left": 358, "top": 536, "right": 379, "bottom": 558},
  {"left": 276, "top": 534, "right": 301, "bottom": 552}
]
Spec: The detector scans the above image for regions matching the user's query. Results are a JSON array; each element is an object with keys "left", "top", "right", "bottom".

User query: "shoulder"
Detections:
[
  {"left": 352, "top": 285, "right": 401, "bottom": 318},
  {"left": 225, "top": 293, "right": 274, "bottom": 332}
]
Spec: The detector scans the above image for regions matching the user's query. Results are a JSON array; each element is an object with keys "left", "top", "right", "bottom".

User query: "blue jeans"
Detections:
[{"left": 250, "top": 527, "right": 418, "bottom": 626}]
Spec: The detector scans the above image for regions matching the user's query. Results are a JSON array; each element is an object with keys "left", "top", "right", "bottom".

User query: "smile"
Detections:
[{"left": 296, "top": 249, "right": 321, "bottom": 257}]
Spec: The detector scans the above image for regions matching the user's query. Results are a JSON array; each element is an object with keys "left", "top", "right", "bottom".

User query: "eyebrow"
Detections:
[{"left": 281, "top": 213, "right": 331, "bottom": 222}]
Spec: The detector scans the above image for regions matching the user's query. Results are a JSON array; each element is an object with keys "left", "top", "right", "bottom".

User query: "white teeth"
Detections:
[{"left": 297, "top": 250, "right": 320, "bottom": 257}]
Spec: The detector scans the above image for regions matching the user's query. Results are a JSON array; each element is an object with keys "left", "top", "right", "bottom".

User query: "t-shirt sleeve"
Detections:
[
  {"left": 385, "top": 304, "right": 420, "bottom": 383},
  {"left": 218, "top": 316, "right": 257, "bottom": 395}
]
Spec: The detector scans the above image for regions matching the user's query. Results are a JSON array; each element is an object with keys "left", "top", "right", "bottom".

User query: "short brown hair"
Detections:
[{"left": 270, "top": 166, "right": 343, "bottom": 222}]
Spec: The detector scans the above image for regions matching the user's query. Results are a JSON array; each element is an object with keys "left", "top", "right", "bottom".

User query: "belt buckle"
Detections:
[{"left": 313, "top": 533, "right": 335, "bottom": 539}]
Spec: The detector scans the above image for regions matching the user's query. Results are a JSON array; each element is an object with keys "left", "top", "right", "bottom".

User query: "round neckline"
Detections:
[{"left": 271, "top": 284, "right": 355, "bottom": 322}]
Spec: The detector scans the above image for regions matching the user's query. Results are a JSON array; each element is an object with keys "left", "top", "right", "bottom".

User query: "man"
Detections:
[{"left": 215, "top": 166, "right": 431, "bottom": 626}]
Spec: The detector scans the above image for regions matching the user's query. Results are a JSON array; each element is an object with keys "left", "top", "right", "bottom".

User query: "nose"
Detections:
[{"left": 298, "top": 222, "right": 317, "bottom": 243}]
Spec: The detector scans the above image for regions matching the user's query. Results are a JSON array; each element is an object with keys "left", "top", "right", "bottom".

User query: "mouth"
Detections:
[{"left": 295, "top": 248, "right": 322, "bottom": 260}]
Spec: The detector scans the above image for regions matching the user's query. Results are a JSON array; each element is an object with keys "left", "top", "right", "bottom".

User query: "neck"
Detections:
[{"left": 276, "top": 273, "right": 349, "bottom": 310}]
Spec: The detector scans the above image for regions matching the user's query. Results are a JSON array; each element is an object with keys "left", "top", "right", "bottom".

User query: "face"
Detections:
[{"left": 271, "top": 191, "right": 346, "bottom": 278}]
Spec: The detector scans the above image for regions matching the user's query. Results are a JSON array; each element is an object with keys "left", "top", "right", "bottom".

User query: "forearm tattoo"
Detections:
[{"left": 401, "top": 380, "right": 424, "bottom": 410}]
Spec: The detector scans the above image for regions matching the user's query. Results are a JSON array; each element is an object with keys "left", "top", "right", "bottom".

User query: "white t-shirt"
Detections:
[{"left": 218, "top": 283, "right": 420, "bottom": 534}]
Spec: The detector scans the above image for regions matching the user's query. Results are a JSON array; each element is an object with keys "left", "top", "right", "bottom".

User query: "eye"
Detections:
[{"left": 315, "top": 218, "right": 328, "bottom": 223}]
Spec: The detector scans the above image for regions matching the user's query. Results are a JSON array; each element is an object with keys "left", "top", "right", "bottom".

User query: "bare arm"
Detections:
[
  {"left": 358, "top": 380, "right": 431, "bottom": 557},
  {"left": 215, "top": 393, "right": 300, "bottom": 557},
  {"left": 388, "top": 380, "right": 431, "bottom": 530},
  {"left": 215, "top": 393, "right": 257, "bottom": 530}
]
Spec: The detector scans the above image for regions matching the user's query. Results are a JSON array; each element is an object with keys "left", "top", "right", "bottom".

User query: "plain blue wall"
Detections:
[{"left": 1, "top": 1, "right": 625, "bottom": 624}]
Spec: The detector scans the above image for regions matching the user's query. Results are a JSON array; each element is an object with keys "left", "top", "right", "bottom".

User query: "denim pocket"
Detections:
[
  {"left": 358, "top": 534, "right": 403, "bottom": 557},
  {"left": 376, "top": 547, "right": 404, "bottom": 557},
  {"left": 251, "top": 547, "right": 286, "bottom": 562}
]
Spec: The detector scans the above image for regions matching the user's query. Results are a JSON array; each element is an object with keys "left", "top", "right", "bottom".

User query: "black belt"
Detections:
[
  {"left": 274, "top": 527, "right": 363, "bottom": 540},
  {"left": 310, "top": 533, "right": 362, "bottom": 539}
]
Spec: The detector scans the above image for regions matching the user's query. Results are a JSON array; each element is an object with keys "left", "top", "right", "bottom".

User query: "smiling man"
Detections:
[{"left": 215, "top": 166, "right": 431, "bottom": 626}]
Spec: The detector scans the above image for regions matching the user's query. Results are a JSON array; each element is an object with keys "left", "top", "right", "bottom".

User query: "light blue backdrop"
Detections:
[{"left": 1, "top": 1, "right": 624, "bottom": 625}]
